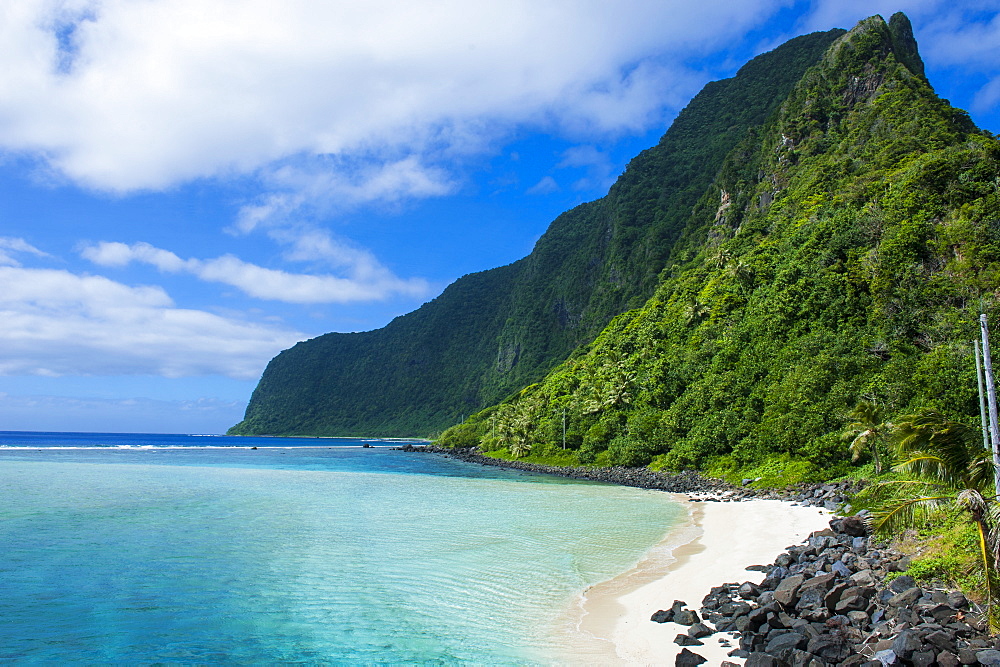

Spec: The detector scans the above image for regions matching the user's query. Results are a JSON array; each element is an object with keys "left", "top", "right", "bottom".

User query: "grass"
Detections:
[
  {"left": 697, "top": 453, "right": 827, "bottom": 488},
  {"left": 888, "top": 507, "right": 985, "bottom": 605},
  {"left": 481, "top": 448, "right": 583, "bottom": 467}
]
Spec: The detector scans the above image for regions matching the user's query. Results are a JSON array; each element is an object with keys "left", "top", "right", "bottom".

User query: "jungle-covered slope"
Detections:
[
  {"left": 230, "top": 27, "right": 843, "bottom": 436},
  {"left": 438, "top": 13, "right": 1000, "bottom": 477}
]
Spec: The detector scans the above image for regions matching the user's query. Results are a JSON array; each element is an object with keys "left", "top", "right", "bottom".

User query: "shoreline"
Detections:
[{"left": 555, "top": 496, "right": 831, "bottom": 665}]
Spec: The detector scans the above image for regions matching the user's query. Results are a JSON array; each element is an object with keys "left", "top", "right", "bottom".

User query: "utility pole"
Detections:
[
  {"left": 975, "top": 340, "right": 990, "bottom": 452},
  {"left": 979, "top": 314, "right": 1000, "bottom": 499},
  {"left": 562, "top": 407, "right": 567, "bottom": 450}
]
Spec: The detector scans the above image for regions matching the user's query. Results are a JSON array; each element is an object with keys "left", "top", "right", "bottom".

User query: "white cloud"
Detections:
[
  {"left": 0, "top": 237, "right": 51, "bottom": 266},
  {"left": 527, "top": 176, "right": 560, "bottom": 195},
  {"left": 81, "top": 240, "right": 190, "bottom": 271},
  {"left": 0, "top": 266, "right": 305, "bottom": 379},
  {"left": 81, "top": 237, "right": 431, "bottom": 303},
  {"left": 233, "top": 156, "right": 455, "bottom": 233},
  {"left": 557, "top": 145, "right": 617, "bottom": 192},
  {"left": 0, "top": 0, "right": 798, "bottom": 196}
]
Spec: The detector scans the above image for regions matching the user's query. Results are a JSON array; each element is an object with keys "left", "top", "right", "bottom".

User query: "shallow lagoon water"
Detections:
[{"left": 0, "top": 433, "right": 683, "bottom": 663}]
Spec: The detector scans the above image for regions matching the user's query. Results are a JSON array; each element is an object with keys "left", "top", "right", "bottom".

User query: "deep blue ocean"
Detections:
[{"left": 0, "top": 431, "right": 684, "bottom": 664}]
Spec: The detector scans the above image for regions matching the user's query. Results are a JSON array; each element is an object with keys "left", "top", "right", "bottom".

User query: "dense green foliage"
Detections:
[
  {"left": 230, "top": 28, "right": 843, "bottom": 436},
  {"left": 439, "top": 14, "right": 1000, "bottom": 477},
  {"left": 855, "top": 408, "right": 999, "bottom": 626}
]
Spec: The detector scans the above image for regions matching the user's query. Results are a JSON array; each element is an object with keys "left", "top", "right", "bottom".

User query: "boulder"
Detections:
[
  {"left": 674, "top": 634, "right": 704, "bottom": 646},
  {"left": 924, "top": 629, "right": 955, "bottom": 652},
  {"left": 651, "top": 609, "right": 673, "bottom": 623},
  {"left": 874, "top": 648, "right": 898, "bottom": 665},
  {"left": 891, "top": 630, "right": 921, "bottom": 660},
  {"left": 675, "top": 648, "right": 707, "bottom": 666},
  {"left": 806, "top": 634, "right": 853, "bottom": 663},
  {"left": 774, "top": 574, "right": 806, "bottom": 607},
  {"left": 831, "top": 560, "right": 852, "bottom": 578},
  {"left": 978, "top": 649, "right": 1000, "bottom": 666},
  {"left": 888, "top": 575, "right": 915, "bottom": 594},
  {"left": 936, "top": 650, "right": 960, "bottom": 667},
  {"left": 764, "top": 631, "right": 806, "bottom": 662},
  {"left": 850, "top": 569, "right": 876, "bottom": 587},
  {"left": 744, "top": 653, "right": 778, "bottom": 667},
  {"left": 687, "top": 622, "right": 713, "bottom": 639},
  {"left": 674, "top": 608, "right": 701, "bottom": 626},
  {"left": 888, "top": 587, "right": 922, "bottom": 607},
  {"left": 834, "top": 594, "right": 869, "bottom": 613}
]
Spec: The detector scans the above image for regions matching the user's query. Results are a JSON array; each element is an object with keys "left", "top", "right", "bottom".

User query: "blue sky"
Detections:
[{"left": 1, "top": 0, "right": 998, "bottom": 434}]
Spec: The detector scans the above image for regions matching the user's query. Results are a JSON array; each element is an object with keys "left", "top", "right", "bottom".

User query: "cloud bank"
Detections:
[
  {"left": 81, "top": 236, "right": 431, "bottom": 303},
  {"left": 0, "top": 0, "right": 793, "bottom": 194},
  {"left": 0, "top": 264, "right": 305, "bottom": 379}
]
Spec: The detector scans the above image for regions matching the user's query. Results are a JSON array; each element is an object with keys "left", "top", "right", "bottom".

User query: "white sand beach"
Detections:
[{"left": 558, "top": 496, "right": 832, "bottom": 665}]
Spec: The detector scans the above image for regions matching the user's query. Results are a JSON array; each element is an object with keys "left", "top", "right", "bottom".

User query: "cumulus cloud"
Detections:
[
  {"left": 527, "top": 176, "right": 560, "bottom": 195},
  {"left": 0, "top": 0, "right": 798, "bottom": 195},
  {"left": 81, "top": 237, "right": 431, "bottom": 303},
  {"left": 0, "top": 237, "right": 51, "bottom": 266},
  {"left": 233, "top": 156, "right": 455, "bottom": 233},
  {"left": 0, "top": 266, "right": 305, "bottom": 379}
]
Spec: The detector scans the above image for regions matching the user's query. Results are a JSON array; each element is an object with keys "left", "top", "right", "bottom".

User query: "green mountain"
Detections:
[
  {"left": 438, "top": 13, "right": 1000, "bottom": 477},
  {"left": 229, "top": 26, "right": 844, "bottom": 437}
]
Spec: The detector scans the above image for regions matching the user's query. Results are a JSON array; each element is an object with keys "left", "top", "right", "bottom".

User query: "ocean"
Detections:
[{"left": 0, "top": 432, "right": 685, "bottom": 664}]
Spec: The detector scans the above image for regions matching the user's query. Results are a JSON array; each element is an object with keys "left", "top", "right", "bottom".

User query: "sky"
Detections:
[{"left": 1, "top": 0, "right": 998, "bottom": 434}]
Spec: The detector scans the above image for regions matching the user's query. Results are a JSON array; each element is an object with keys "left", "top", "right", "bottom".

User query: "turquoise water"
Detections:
[{"left": 0, "top": 433, "right": 684, "bottom": 663}]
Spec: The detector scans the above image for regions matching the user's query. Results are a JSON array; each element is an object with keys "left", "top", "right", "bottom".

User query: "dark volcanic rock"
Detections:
[
  {"left": 687, "top": 622, "right": 713, "bottom": 638},
  {"left": 773, "top": 574, "right": 806, "bottom": 607},
  {"left": 675, "top": 648, "right": 707, "bottom": 666},
  {"left": 674, "top": 608, "right": 700, "bottom": 626},
  {"left": 744, "top": 653, "right": 779, "bottom": 667},
  {"left": 651, "top": 609, "right": 674, "bottom": 623},
  {"left": 674, "top": 634, "right": 704, "bottom": 646}
]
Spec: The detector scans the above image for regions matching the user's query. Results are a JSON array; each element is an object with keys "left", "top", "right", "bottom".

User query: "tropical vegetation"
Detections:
[
  {"left": 857, "top": 409, "right": 999, "bottom": 629},
  {"left": 437, "top": 14, "right": 1000, "bottom": 482}
]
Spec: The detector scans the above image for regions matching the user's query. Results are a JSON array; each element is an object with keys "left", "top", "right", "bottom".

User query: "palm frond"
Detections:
[{"left": 870, "top": 494, "right": 953, "bottom": 535}]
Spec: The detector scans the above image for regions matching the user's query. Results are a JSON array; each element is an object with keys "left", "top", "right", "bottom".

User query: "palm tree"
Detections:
[
  {"left": 842, "top": 401, "right": 890, "bottom": 473},
  {"left": 861, "top": 409, "right": 999, "bottom": 629},
  {"left": 682, "top": 297, "right": 710, "bottom": 325},
  {"left": 493, "top": 401, "right": 534, "bottom": 458}
]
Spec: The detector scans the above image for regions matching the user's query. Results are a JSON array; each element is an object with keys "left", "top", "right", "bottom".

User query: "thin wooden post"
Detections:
[{"left": 979, "top": 314, "right": 1000, "bottom": 499}]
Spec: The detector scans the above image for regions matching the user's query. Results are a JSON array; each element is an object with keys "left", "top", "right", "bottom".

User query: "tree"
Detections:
[
  {"left": 493, "top": 399, "right": 535, "bottom": 458},
  {"left": 861, "top": 409, "right": 1000, "bottom": 629},
  {"left": 842, "top": 401, "right": 890, "bottom": 473}
]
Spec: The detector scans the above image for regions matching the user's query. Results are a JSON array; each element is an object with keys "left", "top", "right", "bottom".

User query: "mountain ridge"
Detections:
[
  {"left": 437, "top": 12, "right": 1000, "bottom": 477},
  {"left": 230, "top": 26, "right": 845, "bottom": 437}
]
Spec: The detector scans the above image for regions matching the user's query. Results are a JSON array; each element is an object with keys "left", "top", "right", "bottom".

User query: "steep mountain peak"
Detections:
[
  {"left": 821, "top": 12, "right": 926, "bottom": 87},
  {"left": 888, "top": 12, "right": 926, "bottom": 81}
]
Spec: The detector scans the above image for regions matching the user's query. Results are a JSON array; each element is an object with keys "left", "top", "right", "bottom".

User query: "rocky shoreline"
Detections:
[
  {"left": 661, "top": 514, "right": 997, "bottom": 666},
  {"left": 397, "top": 444, "right": 861, "bottom": 509},
  {"left": 399, "top": 445, "right": 997, "bottom": 665}
]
